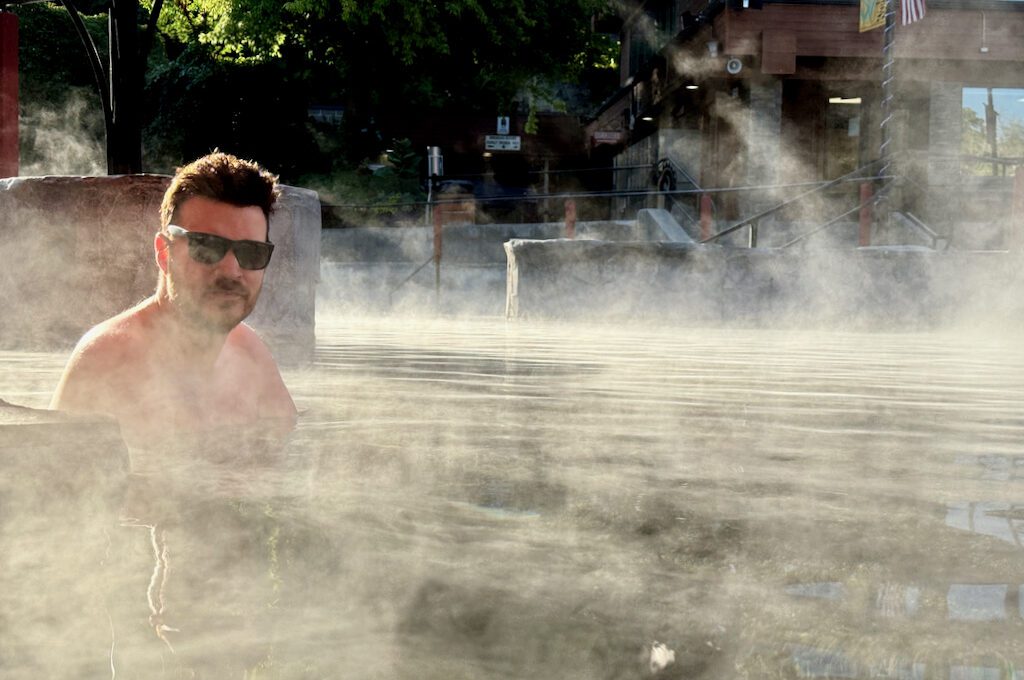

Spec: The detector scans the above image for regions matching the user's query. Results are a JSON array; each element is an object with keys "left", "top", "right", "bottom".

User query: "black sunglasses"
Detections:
[{"left": 166, "top": 225, "right": 275, "bottom": 271}]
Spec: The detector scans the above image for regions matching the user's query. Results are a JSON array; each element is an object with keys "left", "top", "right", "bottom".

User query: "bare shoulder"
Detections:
[
  {"left": 227, "top": 323, "right": 278, "bottom": 365},
  {"left": 51, "top": 300, "right": 155, "bottom": 410},
  {"left": 80, "top": 313, "right": 140, "bottom": 353},
  {"left": 71, "top": 301, "right": 154, "bottom": 366},
  {"left": 226, "top": 324, "right": 298, "bottom": 427}
]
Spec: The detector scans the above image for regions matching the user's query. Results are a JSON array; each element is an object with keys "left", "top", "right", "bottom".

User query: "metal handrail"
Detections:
[
  {"left": 779, "top": 202, "right": 866, "bottom": 249},
  {"left": 700, "top": 158, "right": 888, "bottom": 244},
  {"left": 896, "top": 211, "right": 946, "bottom": 250}
]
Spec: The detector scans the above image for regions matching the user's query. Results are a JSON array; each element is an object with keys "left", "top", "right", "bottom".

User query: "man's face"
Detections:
[{"left": 160, "top": 196, "right": 269, "bottom": 333}]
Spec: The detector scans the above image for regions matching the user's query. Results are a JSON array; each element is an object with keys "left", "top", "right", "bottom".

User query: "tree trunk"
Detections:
[{"left": 107, "top": 0, "right": 142, "bottom": 174}]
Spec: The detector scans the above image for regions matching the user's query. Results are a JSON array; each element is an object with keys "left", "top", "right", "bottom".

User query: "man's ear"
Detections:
[{"left": 154, "top": 232, "right": 170, "bottom": 274}]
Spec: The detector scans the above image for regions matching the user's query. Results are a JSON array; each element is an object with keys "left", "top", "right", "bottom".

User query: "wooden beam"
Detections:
[
  {"left": 762, "top": 30, "right": 796, "bottom": 74},
  {"left": 0, "top": 12, "right": 17, "bottom": 178},
  {"left": 718, "top": 5, "right": 1024, "bottom": 62}
]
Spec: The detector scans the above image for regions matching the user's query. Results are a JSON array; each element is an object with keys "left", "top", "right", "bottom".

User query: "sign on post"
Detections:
[{"left": 485, "top": 135, "right": 521, "bottom": 151}]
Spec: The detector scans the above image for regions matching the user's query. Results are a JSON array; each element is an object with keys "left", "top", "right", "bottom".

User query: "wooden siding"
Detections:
[
  {"left": 717, "top": 5, "right": 1024, "bottom": 61},
  {"left": 897, "top": 9, "right": 1024, "bottom": 60},
  {"left": 718, "top": 6, "right": 881, "bottom": 57}
]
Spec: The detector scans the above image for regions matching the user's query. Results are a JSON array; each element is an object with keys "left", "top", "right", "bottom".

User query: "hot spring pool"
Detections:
[{"left": 2, "top": 314, "right": 1024, "bottom": 679}]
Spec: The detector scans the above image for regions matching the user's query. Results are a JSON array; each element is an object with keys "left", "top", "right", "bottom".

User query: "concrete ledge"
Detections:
[
  {"left": 321, "top": 220, "right": 645, "bottom": 266},
  {"left": 504, "top": 239, "right": 1024, "bottom": 328},
  {"left": 638, "top": 208, "right": 694, "bottom": 243},
  {"left": 0, "top": 399, "right": 128, "bottom": 516}
]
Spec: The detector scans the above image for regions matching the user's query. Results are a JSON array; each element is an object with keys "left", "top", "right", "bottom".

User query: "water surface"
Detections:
[{"left": 2, "top": 315, "right": 1024, "bottom": 678}]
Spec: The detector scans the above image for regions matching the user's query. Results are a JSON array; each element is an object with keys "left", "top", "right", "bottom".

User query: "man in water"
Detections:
[{"left": 51, "top": 152, "right": 297, "bottom": 449}]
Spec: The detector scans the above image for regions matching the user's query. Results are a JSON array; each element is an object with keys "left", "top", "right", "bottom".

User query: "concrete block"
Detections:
[
  {"left": 637, "top": 208, "right": 694, "bottom": 243},
  {"left": 0, "top": 399, "right": 129, "bottom": 675},
  {"left": 504, "top": 239, "right": 1024, "bottom": 329},
  {"left": 0, "top": 398, "right": 128, "bottom": 515}
]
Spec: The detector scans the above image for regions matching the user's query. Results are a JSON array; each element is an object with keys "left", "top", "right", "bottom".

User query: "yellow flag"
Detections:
[{"left": 860, "top": 0, "right": 887, "bottom": 31}]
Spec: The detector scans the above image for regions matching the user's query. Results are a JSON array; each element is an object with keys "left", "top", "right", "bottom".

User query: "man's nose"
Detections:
[{"left": 216, "top": 248, "right": 244, "bottom": 276}]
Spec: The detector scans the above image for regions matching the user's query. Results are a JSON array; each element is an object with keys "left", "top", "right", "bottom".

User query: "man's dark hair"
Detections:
[{"left": 160, "top": 151, "right": 280, "bottom": 238}]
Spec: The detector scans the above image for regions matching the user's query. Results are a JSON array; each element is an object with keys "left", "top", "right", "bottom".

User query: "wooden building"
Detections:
[{"left": 587, "top": 0, "right": 1024, "bottom": 247}]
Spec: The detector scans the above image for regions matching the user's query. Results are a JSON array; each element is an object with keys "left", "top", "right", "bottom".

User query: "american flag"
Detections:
[{"left": 902, "top": 0, "right": 925, "bottom": 25}]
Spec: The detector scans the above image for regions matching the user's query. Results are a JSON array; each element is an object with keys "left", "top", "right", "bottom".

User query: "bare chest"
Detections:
[{"left": 113, "top": 355, "right": 263, "bottom": 433}]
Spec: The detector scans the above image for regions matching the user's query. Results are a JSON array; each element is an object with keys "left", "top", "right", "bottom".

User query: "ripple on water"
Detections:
[{"left": 3, "top": 316, "right": 1024, "bottom": 677}]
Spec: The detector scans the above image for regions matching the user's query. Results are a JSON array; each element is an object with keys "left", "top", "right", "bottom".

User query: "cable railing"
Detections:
[
  {"left": 701, "top": 158, "right": 889, "bottom": 245},
  {"left": 321, "top": 152, "right": 1019, "bottom": 248}
]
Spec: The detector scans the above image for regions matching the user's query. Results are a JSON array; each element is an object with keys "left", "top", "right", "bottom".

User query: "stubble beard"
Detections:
[{"left": 165, "top": 269, "right": 261, "bottom": 335}]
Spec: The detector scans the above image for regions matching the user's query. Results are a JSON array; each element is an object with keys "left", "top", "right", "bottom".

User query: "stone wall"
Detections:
[
  {"left": 0, "top": 175, "right": 320, "bottom": 363},
  {"left": 504, "top": 239, "right": 1024, "bottom": 329}
]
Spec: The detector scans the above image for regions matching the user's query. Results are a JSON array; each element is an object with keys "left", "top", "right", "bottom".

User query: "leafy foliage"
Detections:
[
  {"left": 148, "top": 0, "right": 617, "bottom": 126},
  {"left": 16, "top": 4, "right": 110, "bottom": 173},
  {"left": 16, "top": 3, "right": 108, "bottom": 103},
  {"left": 386, "top": 139, "right": 422, "bottom": 181},
  {"left": 18, "top": 0, "right": 619, "bottom": 186}
]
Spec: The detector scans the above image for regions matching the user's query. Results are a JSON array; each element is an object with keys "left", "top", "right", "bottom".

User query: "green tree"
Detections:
[
  {"left": 148, "top": 0, "right": 616, "bottom": 148},
  {"left": 19, "top": 0, "right": 617, "bottom": 177}
]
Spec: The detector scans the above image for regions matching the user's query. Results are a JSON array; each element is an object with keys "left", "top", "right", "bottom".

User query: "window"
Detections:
[{"left": 962, "top": 87, "right": 1024, "bottom": 176}]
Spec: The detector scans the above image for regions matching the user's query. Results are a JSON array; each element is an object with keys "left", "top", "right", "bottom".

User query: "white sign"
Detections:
[
  {"left": 497, "top": 116, "right": 510, "bottom": 134},
  {"left": 485, "top": 135, "right": 521, "bottom": 151}
]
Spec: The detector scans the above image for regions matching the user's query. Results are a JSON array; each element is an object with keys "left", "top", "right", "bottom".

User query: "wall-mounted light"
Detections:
[
  {"left": 706, "top": 39, "right": 719, "bottom": 58},
  {"left": 828, "top": 97, "right": 862, "bottom": 105},
  {"left": 641, "top": 116, "right": 655, "bottom": 122},
  {"left": 482, "top": 152, "right": 493, "bottom": 158},
  {"left": 685, "top": 85, "right": 699, "bottom": 90}
]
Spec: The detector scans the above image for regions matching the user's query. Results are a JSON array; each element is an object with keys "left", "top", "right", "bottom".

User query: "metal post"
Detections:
[
  {"left": 0, "top": 11, "right": 18, "bottom": 178},
  {"left": 425, "top": 176, "right": 433, "bottom": 226},
  {"left": 565, "top": 199, "right": 577, "bottom": 239},
  {"left": 859, "top": 182, "right": 873, "bottom": 246},
  {"left": 542, "top": 159, "right": 550, "bottom": 221},
  {"left": 1012, "top": 167, "right": 1024, "bottom": 251},
  {"left": 700, "top": 194, "right": 713, "bottom": 241},
  {"left": 426, "top": 146, "right": 443, "bottom": 226},
  {"left": 433, "top": 203, "right": 443, "bottom": 302}
]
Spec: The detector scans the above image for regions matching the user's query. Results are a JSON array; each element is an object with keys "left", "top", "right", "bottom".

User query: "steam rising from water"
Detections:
[
  {"left": 20, "top": 89, "right": 105, "bottom": 176},
  {"left": 4, "top": 313, "right": 1024, "bottom": 677}
]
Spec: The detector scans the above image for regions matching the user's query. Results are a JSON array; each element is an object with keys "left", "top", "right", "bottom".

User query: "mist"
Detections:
[
  {"left": 4, "top": 2, "right": 1024, "bottom": 678},
  {"left": 19, "top": 88, "right": 105, "bottom": 177},
  {"left": 5, "top": 102, "right": 1023, "bottom": 680},
  {"left": 6, "top": 307, "right": 1024, "bottom": 677}
]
